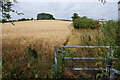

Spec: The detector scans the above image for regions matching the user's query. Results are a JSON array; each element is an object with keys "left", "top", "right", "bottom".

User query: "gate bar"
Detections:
[
  {"left": 63, "top": 46, "right": 120, "bottom": 48},
  {"left": 64, "top": 57, "right": 118, "bottom": 60},
  {"left": 72, "top": 68, "right": 107, "bottom": 71}
]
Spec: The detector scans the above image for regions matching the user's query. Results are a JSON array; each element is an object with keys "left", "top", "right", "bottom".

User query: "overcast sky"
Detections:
[
  {"left": 15, "top": 0, "right": 119, "bottom": 2},
  {"left": 11, "top": 0, "right": 119, "bottom": 20}
]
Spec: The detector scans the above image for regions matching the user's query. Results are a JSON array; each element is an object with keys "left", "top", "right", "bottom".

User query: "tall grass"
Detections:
[
  {"left": 62, "top": 20, "right": 119, "bottom": 78},
  {"left": 79, "top": 20, "right": 119, "bottom": 77},
  {"left": 2, "top": 39, "right": 54, "bottom": 79},
  {"left": 99, "top": 20, "right": 120, "bottom": 71}
]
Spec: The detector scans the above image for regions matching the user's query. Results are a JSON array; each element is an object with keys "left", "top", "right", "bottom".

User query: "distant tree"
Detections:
[
  {"left": 31, "top": 18, "right": 34, "bottom": 20},
  {"left": 2, "top": 19, "right": 7, "bottom": 22},
  {"left": 26, "top": 18, "right": 30, "bottom": 20},
  {"left": 18, "top": 18, "right": 31, "bottom": 21},
  {"left": 37, "top": 13, "right": 55, "bottom": 20},
  {"left": 71, "top": 13, "right": 80, "bottom": 21},
  {"left": 98, "top": 0, "right": 106, "bottom": 4}
]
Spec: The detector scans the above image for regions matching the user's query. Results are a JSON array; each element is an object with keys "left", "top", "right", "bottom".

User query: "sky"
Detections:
[
  {"left": 10, "top": 0, "right": 119, "bottom": 20},
  {"left": 16, "top": 0, "right": 119, "bottom": 2}
]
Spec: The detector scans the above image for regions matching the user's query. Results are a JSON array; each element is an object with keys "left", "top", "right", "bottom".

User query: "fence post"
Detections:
[
  {"left": 62, "top": 46, "right": 65, "bottom": 71},
  {"left": 110, "top": 68, "right": 115, "bottom": 80},
  {"left": 54, "top": 45, "right": 58, "bottom": 77},
  {"left": 109, "top": 46, "right": 115, "bottom": 80}
]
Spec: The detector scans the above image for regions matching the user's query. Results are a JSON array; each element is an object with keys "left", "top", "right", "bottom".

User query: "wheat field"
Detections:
[
  {"left": 2, "top": 20, "right": 73, "bottom": 78},
  {"left": 2, "top": 20, "right": 72, "bottom": 50}
]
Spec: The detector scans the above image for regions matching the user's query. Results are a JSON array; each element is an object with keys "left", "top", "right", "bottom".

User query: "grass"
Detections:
[{"left": 2, "top": 38, "right": 54, "bottom": 78}]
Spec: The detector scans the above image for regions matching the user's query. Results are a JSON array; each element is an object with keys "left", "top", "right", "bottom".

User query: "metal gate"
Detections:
[{"left": 54, "top": 45, "right": 120, "bottom": 79}]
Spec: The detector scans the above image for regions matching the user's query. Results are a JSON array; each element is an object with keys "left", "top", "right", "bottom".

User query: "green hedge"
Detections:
[{"left": 73, "top": 17, "right": 100, "bottom": 29}]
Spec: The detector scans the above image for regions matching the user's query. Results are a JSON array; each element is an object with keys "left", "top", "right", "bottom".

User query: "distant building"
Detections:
[
  {"left": 118, "top": 1, "right": 120, "bottom": 21},
  {"left": 37, "top": 13, "right": 55, "bottom": 20}
]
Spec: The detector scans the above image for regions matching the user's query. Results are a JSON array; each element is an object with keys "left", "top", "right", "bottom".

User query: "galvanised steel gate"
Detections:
[{"left": 54, "top": 45, "right": 120, "bottom": 79}]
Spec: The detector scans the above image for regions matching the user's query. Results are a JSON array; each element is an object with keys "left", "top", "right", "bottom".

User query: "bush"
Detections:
[
  {"left": 101, "top": 20, "right": 118, "bottom": 46},
  {"left": 73, "top": 17, "right": 100, "bottom": 29}
]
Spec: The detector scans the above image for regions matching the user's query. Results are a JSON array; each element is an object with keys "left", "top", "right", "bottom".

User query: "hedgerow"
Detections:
[{"left": 73, "top": 16, "right": 101, "bottom": 29}]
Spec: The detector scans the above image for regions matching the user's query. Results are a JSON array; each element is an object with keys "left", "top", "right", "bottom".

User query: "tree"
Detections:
[
  {"left": 1, "top": 1, "right": 13, "bottom": 20},
  {"left": 98, "top": 0, "right": 106, "bottom": 4},
  {"left": 37, "top": 13, "right": 55, "bottom": 20},
  {"left": 2, "top": 19, "right": 7, "bottom": 22},
  {"left": 0, "top": 0, "right": 23, "bottom": 21},
  {"left": 31, "top": 18, "right": 34, "bottom": 20},
  {"left": 71, "top": 13, "right": 80, "bottom": 21}
]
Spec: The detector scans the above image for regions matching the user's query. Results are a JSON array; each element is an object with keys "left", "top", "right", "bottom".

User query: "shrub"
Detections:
[
  {"left": 101, "top": 20, "right": 118, "bottom": 46},
  {"left": 73, "top": 16, "right": 100, "bottom": 29}
]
